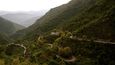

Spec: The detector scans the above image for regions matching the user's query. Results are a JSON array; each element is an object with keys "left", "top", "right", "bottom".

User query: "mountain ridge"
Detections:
[
  {"left": 0, "top": 17, "right": 25, "bottom": 35},
  {"left": 0, "top": 11, "right": 47, "bottom": 27}
]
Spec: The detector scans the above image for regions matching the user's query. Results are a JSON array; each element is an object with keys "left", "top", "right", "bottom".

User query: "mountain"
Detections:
[
  {"left": 0, "top": 17, "right": 25, "bottom": 35},
  {"left": 5, "top": 0, "right": 115, "bottom": 65},
  {"left": 0, "top": 11, "right": 47, "bottom": 27},
  {"left": 14, "top": 0, "right": 115, "bottom": 42}
]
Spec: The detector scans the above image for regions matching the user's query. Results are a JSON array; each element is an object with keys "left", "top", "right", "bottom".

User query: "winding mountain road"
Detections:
[
  {"left": 74, "top": 38, "right": 115, "bottom": 44},
  {"left": 7, "top": 43, "right": 27, "bottom": 55}
]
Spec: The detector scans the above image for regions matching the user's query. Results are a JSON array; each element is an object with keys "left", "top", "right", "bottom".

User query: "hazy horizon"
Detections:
[{"left": 0, "top": 0, "right": 70, "bottom": 11}]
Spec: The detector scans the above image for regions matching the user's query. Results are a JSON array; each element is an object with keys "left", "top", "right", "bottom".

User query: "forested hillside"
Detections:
[
  {"left": 14, "top": 0, "right": 115, "bottom": 42},
  {"left": 1, "top": 0, "right": 115, "bottom": 65}
]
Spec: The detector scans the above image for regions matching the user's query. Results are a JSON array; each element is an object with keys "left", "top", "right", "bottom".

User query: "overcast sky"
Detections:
[{"left": 0, "top": 0, "right": 70, "bottom": 11}]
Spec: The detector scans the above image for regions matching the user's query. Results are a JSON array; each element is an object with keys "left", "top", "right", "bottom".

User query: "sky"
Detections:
[{"left": 0, "top": 0, "right": 70, "bottom": 11}]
